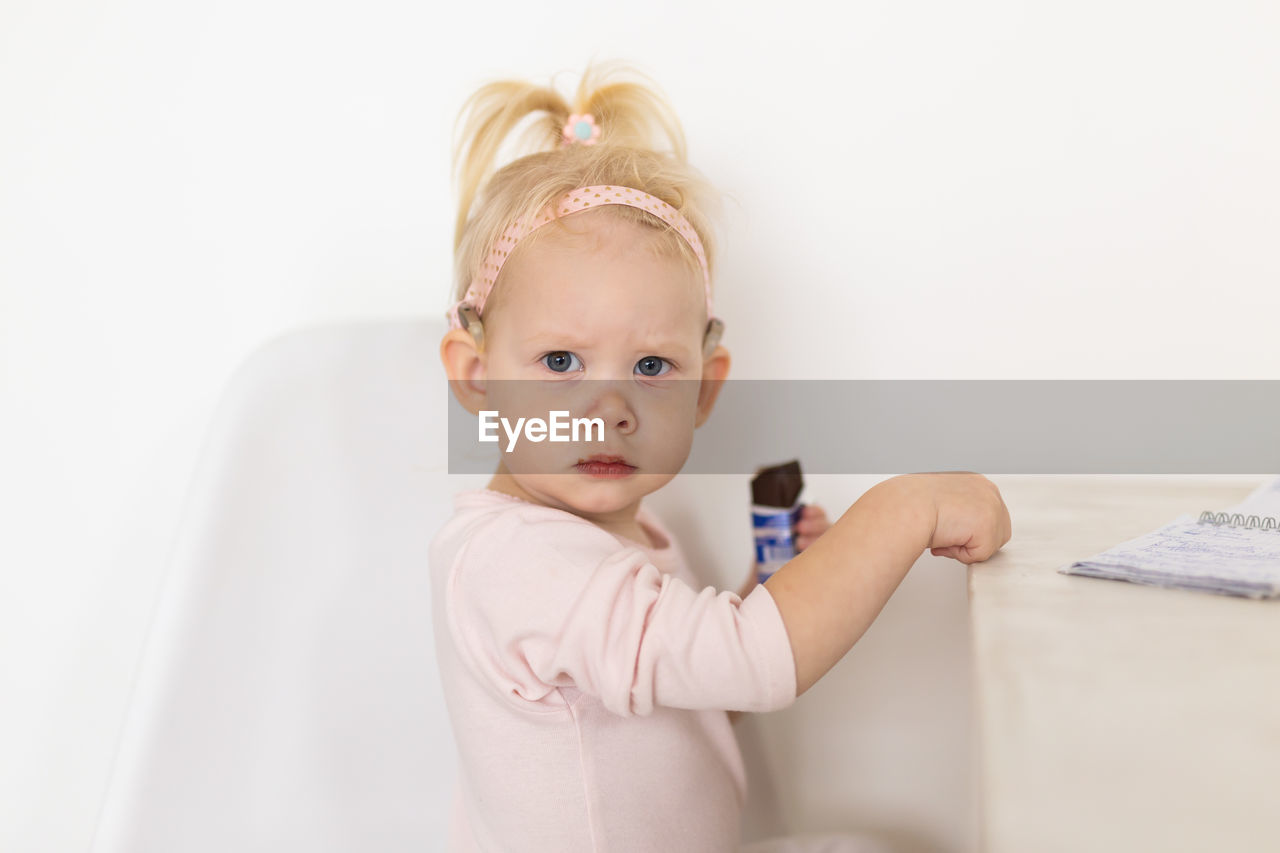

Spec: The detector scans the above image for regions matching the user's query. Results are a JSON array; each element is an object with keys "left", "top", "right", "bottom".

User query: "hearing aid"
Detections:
[
  {"left": 457, "top": 303, "right": 485, "bottom": 353},
  {"left": 702, "top": 318, "right": 725, "bottom": 359}
]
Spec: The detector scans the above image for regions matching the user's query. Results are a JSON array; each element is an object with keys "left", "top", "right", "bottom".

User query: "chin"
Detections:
[{"left": 561, "top": 480, "right": 646, "bottom": 514}]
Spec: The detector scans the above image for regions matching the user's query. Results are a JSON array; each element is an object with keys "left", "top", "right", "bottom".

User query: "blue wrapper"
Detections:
[{"left": 752, "top": 502, "right": 803, "bottom": 584}]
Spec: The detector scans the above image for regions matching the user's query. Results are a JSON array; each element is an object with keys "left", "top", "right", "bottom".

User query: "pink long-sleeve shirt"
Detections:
[{"left": 429, "top": 488, "right": 799, "bottom": 852}]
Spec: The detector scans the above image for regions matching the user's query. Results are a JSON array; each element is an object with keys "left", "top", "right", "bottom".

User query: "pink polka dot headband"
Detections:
[{"left": 446, "top": 183, "right": 716, "bottom": 337}]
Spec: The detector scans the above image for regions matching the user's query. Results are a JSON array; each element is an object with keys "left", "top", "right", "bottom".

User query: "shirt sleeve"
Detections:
[{"left": 446, "top": 510, "right": 797, "bottom": 717}]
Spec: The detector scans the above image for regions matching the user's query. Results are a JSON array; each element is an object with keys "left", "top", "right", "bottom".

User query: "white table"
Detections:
[{"left": 969, "top": 476, "right": 1280, "bottom": 853}]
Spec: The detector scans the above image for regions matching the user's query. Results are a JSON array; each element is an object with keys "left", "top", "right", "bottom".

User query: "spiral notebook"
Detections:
[{"left": 1059, "top": 476, "right": 1280, "bottom": 599}]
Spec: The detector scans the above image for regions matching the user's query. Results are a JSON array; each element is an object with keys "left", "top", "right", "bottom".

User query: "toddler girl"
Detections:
[{"left": 431, "top": 60, "right": 1012, "bottom": 852}]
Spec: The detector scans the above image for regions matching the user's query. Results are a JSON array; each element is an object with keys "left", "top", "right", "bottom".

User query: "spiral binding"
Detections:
[{"left": 1197, "top": 511, "right": 1280, "bottom": 531}]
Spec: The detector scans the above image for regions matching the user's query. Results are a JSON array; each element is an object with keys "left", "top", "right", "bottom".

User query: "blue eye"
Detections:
[
  {"left": 635, "top": 356, "right": 671, "bottom": 377},
  {"left": 542, "top": 351, "right": 582, "bottom": 373}
]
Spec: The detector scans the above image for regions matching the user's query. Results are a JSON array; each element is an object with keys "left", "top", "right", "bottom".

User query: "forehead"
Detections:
[{"left": 491, "top": 209, "right": 706, "bottom": 339}]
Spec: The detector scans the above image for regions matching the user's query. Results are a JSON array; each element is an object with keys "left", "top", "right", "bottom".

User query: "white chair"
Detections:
[
  {"left": 91, "top": 317, "right": 973, "bottom": 852},
  {"left": 91, "top": 319, "right": 474, "bottom": 851}
]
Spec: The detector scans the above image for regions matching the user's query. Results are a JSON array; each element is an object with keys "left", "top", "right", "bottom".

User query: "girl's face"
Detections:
[{"left": 477, "top": 209, "right": 713, "bottom": 518}]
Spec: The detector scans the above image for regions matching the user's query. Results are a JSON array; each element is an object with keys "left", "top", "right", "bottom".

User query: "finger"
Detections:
[
  {"left": 795, "top": 535, "right": 815, "bottom": 551},
  {"left": 795, "top": 517, "right": 828, "bottom": 535},
  {"left": 799, "top": 504, "right": 827, "bottom": 522},
  {"left": 935, "top": 544, "right": 983, "bottom": 563},
  {"left": 967, "top": 541, "right": 998, "bottom": 563}
]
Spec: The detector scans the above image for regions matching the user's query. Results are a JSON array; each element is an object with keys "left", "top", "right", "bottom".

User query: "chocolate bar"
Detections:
[
  {"left": 750, "top": 460, "right": 805, "bottom": 584},
  {"left": 751, "top": 459, "right": 804, "bottom": 508}
]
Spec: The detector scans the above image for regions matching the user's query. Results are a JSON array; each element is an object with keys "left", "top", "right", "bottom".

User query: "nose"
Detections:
[{"left": 587, "top": 380, "right": 638, "bottom": 436}]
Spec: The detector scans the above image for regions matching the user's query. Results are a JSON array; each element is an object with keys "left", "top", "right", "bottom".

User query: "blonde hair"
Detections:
[{"left": 450, "top": 59, "right": 725, "bottom": 319}]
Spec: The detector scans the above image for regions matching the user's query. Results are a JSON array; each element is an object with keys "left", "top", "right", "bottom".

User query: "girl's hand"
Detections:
[
  {"left": 794, "top": 504, "right": 829, "bottom": 552},
  {"left": 735, "top": 504, "right": 828, "bottom": 605},
  {"left": 900, "top": 472, "right": 1012, "bottom": 563}
]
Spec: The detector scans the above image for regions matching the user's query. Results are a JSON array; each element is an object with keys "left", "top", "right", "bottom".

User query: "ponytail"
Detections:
[{"left": 449, "top": 59, "right": 724, "bottom": 313}]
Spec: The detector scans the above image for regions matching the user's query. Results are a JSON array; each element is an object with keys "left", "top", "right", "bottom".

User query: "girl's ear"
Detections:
[
  {"left": 694, "top": 345, "right": 730, "bottom": 427},
  {"left": 440, "top": 328, "right": 488, "bottom": 415}
]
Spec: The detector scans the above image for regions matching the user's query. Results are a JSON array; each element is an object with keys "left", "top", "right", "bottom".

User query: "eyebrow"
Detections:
[{"left": 521, "top": 331, "right": 694, "bottom": 354}]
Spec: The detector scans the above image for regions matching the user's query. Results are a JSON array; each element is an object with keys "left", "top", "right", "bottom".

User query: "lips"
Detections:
[
  {"left": 580, "top": 454, "right": 628, "bottom": 465},
  {"left": 575, "top": 454, "right": 637, "bottom": 479}
]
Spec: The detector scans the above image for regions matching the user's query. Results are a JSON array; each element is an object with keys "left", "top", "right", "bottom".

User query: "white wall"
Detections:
[{"left": 2, "top": 0, "right": 1277, "bottom": 850}]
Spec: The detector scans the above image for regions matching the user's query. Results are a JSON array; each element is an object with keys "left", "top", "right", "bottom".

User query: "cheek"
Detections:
[
  {"left": 636, "top": 393, "right": 699, "bottom": 474},
  {"left": 485, "top": 378, "right": 553, "bottom": 424},
  {"left": 497, "top": 422, "right": 576, "bottom": 476}
]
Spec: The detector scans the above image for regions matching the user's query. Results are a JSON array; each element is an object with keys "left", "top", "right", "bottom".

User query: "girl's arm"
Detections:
[{"left": 764, "top": 473, "right": 1010, "bottom": 697}]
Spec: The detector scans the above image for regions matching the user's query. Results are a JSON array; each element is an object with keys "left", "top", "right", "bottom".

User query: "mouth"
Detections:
[{"left": 575, "top": 454, "right": 637, "bottom": 479}]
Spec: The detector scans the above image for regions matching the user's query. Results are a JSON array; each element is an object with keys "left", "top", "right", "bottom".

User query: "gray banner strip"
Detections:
[{"left": 447, "top": 380, "right": 1280, "bottom": 474}]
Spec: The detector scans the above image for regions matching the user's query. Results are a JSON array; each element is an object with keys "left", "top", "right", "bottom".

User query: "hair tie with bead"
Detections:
[{"left": 561, "top": 113, "right": 601, "bottom": 146}]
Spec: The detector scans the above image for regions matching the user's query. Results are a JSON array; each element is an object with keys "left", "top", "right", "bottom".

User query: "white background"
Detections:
[{"left": 3, "top": 0, "right": 1278, "bottom": 850}]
